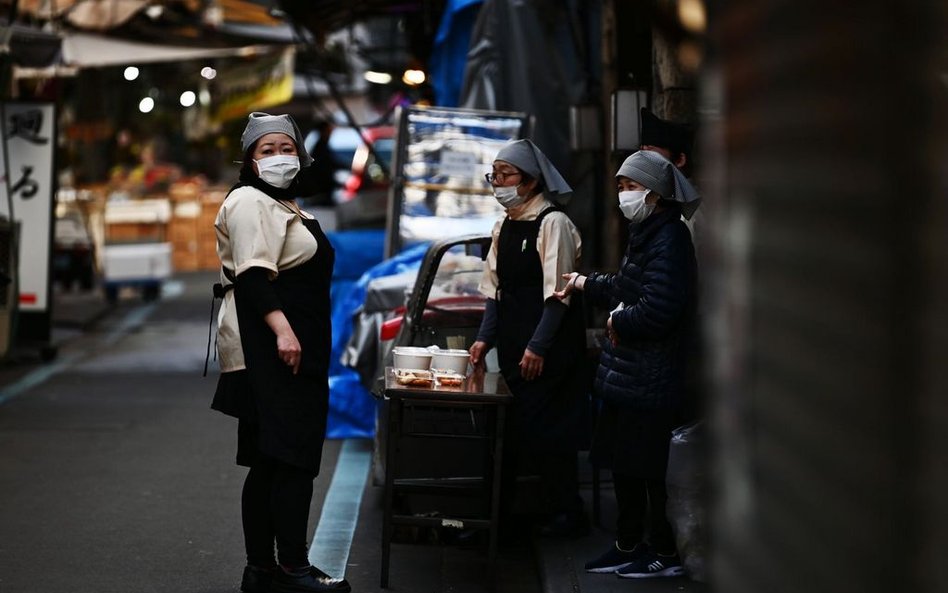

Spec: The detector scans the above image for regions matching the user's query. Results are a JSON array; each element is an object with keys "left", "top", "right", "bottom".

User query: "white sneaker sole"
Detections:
[
  {"left": 586, "top": 562, "right": 634, "bottom": 574},
  {"left": 616, "top": 566, "right": 685, "bottom": 579}
]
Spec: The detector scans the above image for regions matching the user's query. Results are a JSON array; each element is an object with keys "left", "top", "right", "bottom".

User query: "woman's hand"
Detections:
[
  {"left": 469, "top": 340, "right": 489, "bottom": 369},
  {"left": 265, "top": 310, "right": 302, "bottom": 375},
  {"left": 276, "top": 330, "right": 302, "bottom": 375},
  {"left": 606, "top": 315, "right": 618, "bottom": 347},
  {"left": 519, "top": 348, "right": 544, "bottom": 381},
  {"left": 553, "top": 272, "right": 584, "bottom": 300}
]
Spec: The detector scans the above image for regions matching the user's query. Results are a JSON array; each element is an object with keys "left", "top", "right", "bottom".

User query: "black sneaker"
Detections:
[
  {"left": 615, "top": 551, "right": 684, "bottom": 578},
  {"left": 268, "top": 566, "right": 352, "bottom": 593},
  {"left": 584, "top": 542, "right": 648, "bottom": 573},
  {"left": 241, "top": 565, "right": 275, "bottom": 593}
]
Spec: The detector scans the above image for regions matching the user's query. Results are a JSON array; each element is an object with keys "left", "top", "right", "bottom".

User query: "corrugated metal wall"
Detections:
[{"left": 705, "top": 2, "right": 947, "bottom": 592}]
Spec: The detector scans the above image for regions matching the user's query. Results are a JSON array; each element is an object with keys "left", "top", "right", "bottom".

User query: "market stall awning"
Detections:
[{"left": 59, "top": 32, "right": 278, "bottom": 68}]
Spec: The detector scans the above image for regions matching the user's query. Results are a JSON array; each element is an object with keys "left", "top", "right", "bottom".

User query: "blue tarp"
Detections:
[
  {"left": 429, "top": 0, "right": 484, "bottom": 107},
  {"left": 325, "top": 229, "right": 430, "bottom": 439}
]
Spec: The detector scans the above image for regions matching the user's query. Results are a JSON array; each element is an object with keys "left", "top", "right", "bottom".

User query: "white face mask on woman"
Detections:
[
  {"left": 255, "top": 155, "right": 300, "bottom": 189},
  {"left": 493, "top": 184, "right": 527, "bottom": 209},
  {"left": 618, "top": 189, "right": 655, "bottom": 223}
]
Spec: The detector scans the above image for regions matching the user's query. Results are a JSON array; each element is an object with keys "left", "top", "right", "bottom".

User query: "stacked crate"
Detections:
[{"left": 168, "top": 188, "right": 226, "bottom": 272}]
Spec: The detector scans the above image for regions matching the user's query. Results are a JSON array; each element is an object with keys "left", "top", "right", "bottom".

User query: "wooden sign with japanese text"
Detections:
[{"left": 0, "top": 102, "right": 56, "bottom": 325}]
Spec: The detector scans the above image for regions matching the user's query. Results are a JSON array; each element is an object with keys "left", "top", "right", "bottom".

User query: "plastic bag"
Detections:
[{"left": 666, "top": 419, "right": 708, "bottom": 582}]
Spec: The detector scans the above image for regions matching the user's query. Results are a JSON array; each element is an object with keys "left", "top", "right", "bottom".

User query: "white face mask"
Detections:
[
  {"left": 493, "top": 184, "right": 527, "bottom": 209},
  {"left": 255, "top": 155, "right": 300, "bottom": 189},
  {"left": 618, "top": 189, "right": 655, "bottom": 223}
]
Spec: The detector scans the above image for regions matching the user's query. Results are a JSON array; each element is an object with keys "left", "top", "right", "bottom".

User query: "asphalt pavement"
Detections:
[{"left": 0, "top": 272, "right": 710, "bottom": 593}]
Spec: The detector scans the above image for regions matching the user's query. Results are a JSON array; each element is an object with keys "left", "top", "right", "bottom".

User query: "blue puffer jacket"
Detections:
[{"left": 584, "top": 208, "right": 697, "bottom": 410}]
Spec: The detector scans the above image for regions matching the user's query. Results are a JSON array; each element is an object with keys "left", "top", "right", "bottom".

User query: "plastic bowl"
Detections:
[
  {"left": 429, "top": 349, "right": 471, "bottom": 375},
  {"left": 392, "top": 346, "right": 432, "bottom": 370}
]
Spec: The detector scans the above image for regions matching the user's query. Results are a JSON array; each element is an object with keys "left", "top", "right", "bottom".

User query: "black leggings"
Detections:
[
  {"left": 613, "top": 471, "right": 675, "bottom": 553},
  {"left": 242, "top": 453, "right": 314, "bottom": 568}
]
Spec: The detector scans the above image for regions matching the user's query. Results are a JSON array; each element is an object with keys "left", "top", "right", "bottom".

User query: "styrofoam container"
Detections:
[
  {"left": 103, "top": 242, "right": 172, "bottom": 281},
  {"left": 430, "top": 349, "right": 471, "bottom": 375},
  {"left": 392, "top": 346, "right": 432, "bottom": 370}
]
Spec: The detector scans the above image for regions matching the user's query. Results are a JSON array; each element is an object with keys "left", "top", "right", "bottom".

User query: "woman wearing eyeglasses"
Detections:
[{"left": 469, "top": 139, "right": 588, "bottom": 537}]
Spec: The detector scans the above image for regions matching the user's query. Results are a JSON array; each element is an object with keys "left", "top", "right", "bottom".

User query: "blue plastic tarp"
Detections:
[
  {"left": 429, "top": 0, "right": 484, "bottom": 107},
  {"left": 326, "top": 230, "right": 430, "bottom": 439}
]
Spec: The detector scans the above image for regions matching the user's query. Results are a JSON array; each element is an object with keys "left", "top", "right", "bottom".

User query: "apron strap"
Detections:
[{"left": 204, "top": 268, "right": 235, "bottom": 377}]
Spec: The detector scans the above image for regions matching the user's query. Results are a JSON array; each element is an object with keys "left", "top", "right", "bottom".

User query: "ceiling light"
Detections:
[
  {"left": 677, "top": 0, "right": 707, "bottom": 33},
  {"left": 179, "top": 91, "right": 196, "bottom": 107},
  {"left": 200, "top": 67, "right": 217, "bottom": 80},
  {"left": 402, "top": 69, "right": 426, "bottom": 86},
  {"left": 364, "top": 71, "right": 392, "bottom": 85},
  {"left": 124, "top": 66, "right": 139, "bottom": 81},
  {"left": 139, "top": 97, "right": 155, "bottom": 113}
]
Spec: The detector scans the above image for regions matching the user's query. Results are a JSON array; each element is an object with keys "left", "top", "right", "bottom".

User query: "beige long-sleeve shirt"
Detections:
[
  {"left": 478, "top": 195, "right": 582, "bottom": 305},
  {"left": 214, "top": 186, "right": 318, "bottom": 372}
]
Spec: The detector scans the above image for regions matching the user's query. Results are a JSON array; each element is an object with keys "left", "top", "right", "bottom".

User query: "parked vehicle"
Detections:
[
  {"left": 326, "top": 126, "right": 396, "bottom": 229},
  {"left": 302, "top": 125, "right": 396, "bottom": 228}
]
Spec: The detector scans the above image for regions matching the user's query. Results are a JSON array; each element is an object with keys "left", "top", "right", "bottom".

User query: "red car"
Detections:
[{"left": 334, "top": 125, "right": 396, "bottom": 229}]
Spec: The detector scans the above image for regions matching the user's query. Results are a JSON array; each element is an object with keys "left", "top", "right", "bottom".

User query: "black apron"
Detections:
[
  {"left": 495, "top": 207, "right": 586, "bottom": 455},
  {"left": 234, "top": 216, "right": 335, "bottom": 475}
]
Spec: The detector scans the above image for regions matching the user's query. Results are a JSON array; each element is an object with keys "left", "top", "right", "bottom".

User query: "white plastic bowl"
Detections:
[
  {"left": 429, "top": 349, "right": 471, "bottom": 375},
  {"left": 392, "top": 346, "right": 432, "bottom": 370}
]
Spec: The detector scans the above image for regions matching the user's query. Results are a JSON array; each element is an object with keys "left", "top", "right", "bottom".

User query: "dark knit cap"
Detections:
[{"left": 640, "top": 108, "right": 693, "bottom": 157}]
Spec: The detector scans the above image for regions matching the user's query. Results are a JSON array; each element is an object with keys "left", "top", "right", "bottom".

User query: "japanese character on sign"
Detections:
[
  {"left": 7, "top": 109, "right": 48, "bottom": 145},
  {"left": 11, "top": 166, "right": 39, "bottom": 199}
]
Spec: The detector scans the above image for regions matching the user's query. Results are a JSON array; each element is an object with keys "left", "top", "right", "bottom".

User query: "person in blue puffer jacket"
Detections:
[{"left": 555, "top": 149, "right": 700, "bottom": 579}]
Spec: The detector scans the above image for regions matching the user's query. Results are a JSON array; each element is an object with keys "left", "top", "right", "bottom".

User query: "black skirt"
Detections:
[{"left": 212, "top": 369, "right": 255, "bottom": 420}]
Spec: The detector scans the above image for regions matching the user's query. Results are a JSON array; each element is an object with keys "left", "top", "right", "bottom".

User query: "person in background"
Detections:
[
  {"left": 299, "top": 119, "right": 338, "bottom": 207},
  {"left": 212, "top": 112, "right": 350, "bottom": 593},
  {"left": 639, "top": 107, "right": 704, "bottom": 245},
  {"left": 469, "top": 139, "right": 589, "bottom": 538},
  {"left": 556, "top": 150, "right": 700, "bottom": 578},
  {"left": 640, "top": 107, "right": 706, "bottom": 422},
  {"left": 639, "top": 107, "right": 694, "bottom": 175}
]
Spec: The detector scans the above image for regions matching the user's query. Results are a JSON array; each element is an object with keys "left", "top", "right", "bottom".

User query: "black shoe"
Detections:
[
  {"left": 537, "top": 511, "right": 590, "bottom": 538},
  {"left": 241, "top": 565, "right": 275, "bottom": 593},
  {"left": 269, "top": 566, "right": 351, "bottom": 593},
  {"left": 615, "top": 551, "right": 684, "bottom": 578},
  {"left": 584, "top": 542, "right": 648, "bottom": 573}
]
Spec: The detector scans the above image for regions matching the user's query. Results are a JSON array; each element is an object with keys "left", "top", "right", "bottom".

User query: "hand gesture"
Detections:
[
  {"left": 469, "top": 340, "right": 489, "bottom": 369},
  {"left": 553, "top": 272, "right": 583, "bottom": 300},
  {"left": 606, "top": 315, "right": 618, "bottom": 347},
  {"left": 519, "top": 348, "right": 544, "bottom": 381},
  {"left": 276, "top": 330, "right": 302, "bottom": 375}
]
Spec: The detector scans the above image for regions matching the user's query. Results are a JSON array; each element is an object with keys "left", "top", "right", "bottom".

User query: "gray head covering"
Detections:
[
  {"left": 240, "top": 112, "right": 313, "bottom": 167},
  {"left": 616, "top": 150, "right": 701, "bottom": 219},
  {"left": 495, "top": 139, "right": 572, "bottom": 205}
]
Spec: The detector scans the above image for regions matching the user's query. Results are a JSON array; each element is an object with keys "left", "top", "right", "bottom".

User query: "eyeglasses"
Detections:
[{"left": 484, "top": 171, "right": 521, "bottom": 184}]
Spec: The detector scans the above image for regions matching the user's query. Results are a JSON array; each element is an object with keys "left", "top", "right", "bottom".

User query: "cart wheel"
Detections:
[
  {"left": 105, "top": 285, "right": 119, "bottom": 305},
  {"left": 143, "top": 284, "right": 160, "bottom": 302},
  {"left": 40, "top": 345, "right": 58, "bottom": 362}
]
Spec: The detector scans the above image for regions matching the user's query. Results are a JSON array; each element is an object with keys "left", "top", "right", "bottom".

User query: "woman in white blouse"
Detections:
[
  {"left": 469, "top": 139, "right": 589, "bottom": 537},
  {"left": 212, "top": 112, "right": 349, "bottom": 593}
]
